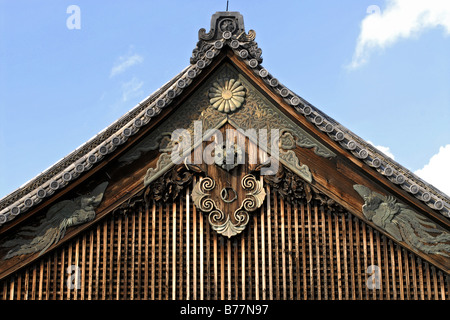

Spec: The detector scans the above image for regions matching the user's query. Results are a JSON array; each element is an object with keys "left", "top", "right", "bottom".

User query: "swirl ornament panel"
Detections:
[{"left": 191, "top": 174, "right": 266, "bottom": 237}]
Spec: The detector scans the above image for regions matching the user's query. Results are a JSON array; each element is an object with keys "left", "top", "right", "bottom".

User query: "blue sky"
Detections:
[{"left": 0, "top": 0, "right": 449, "bottom": 199}]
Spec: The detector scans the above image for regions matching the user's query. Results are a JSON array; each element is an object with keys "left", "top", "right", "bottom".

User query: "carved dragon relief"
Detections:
[
  {"left": 354, "top": 184, "right": 450, "bottom": 257},
  {"left": 1, "top": 181, "right": 108, "bottom": 259}
]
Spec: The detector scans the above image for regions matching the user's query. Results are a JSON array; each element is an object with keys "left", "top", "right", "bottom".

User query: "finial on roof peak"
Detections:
[
  {"left": 190, "top": 11, "right": 262, "bottom": 65},
  {"left": 199, "top": 12, "right": 246, "bottom": 41}
]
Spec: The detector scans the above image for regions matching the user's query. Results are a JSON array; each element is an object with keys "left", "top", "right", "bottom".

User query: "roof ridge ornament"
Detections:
[
  {"left": 191, "top": 11, "right": 261, "bottom": 65},
  {"left": 199, "top": 11, "right": 246, "bottom": 40}
]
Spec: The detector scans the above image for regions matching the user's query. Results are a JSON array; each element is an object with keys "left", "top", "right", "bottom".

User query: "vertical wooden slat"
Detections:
[
  {"left": 375, "top": 231, "right": 383, "bottom": 299},
  {"left": 9, "top": 275, "right": 14, "bottom": 300},
  {"left": 179, "top": 198, "right": 184, "bottom": 300},
  {"left": 144, "top": 203, "right": 150, "bottom": 300},
  {"left": 280, "top": 197, "right": 286, "bottom": 300},
  {"left": 294, "top": 202, "right": 300, "bottom": 300},
  {"left": 247, "top": 225, "right": 252, "bottom": 300},
  {"left": 158, "top": 203, "right": 163, "bottom": 300},
  {"left": 382, "top": 237, "right": 390, "bottom": 299},
  {"left": 227, "top": 239, "right": 232, "bottom": 300},
  {"left": 123, "top": 214, "right": 129, "bottom": 300},
  {"left": 432, "top": 267, "right": 439, "bottom": 300},
  {"left": 151, "top": 202, "right": 156, "bottom": 300},
  {"left": 52, "top": 251, "right": 58, "bottom": 300},
  {"left": 410, "top": 253, "right": 418, "bottom": 299},
  {"left": 368, "top": 224, "right": 375, "bottom": 300},
  {"left": 2, "top": 277, "right": 6, "bottom": 300},
  {"left": 447, "top": 273, "right": 450, "bottom": 300},
  {"left": 131, "top": 210, "right": 136, "bottom": 300},
  {"left": 116, "top": 215, "right": 122, "bottom": 300},
  {"left": 347, "top": 214, "right": 355, "bottom": 300},
  {"left": 81, "top": 234, "right": 86, "bottom": 300},
  {"left": 38, "top": 258, "right": 44, "bottom": 300},
  {"left": 234, "top": 238, "right": 238, "bottom": 300},
  {"left": 307, "top": 204, "right": 314, "bottom": 299},
  {"left": 165, "top": 203, "right": 169, "bottom": 300},
  {"left": 138, "top": 206, "right": 143, "bottom": 299},
  {"left": 88, "top": 229, "right": 94, "bottom": 300},
  {"left": 206, "top": 210, "right": 211, "bottom": 300},
  {"left": 67, "top": 242, "right": 73, "bottom": 300},
  {"left": 260, "top": 190, "right": 266, "bottom": 300},
  {"left": 214, "top": 233, "right": 218, "bottom": 300},
  {"left": 438, "top": 271, "right": 446, "bottom": 300},
  {"left": 334, "top": 214, "right": 342, "bottom": 300},
  {"left": 274, "top": 192, "right": 280, "bottom": 299},
  {"left": 418, "top": 258, "right": 425, "bottom": 300},
  {"left": 301, "top": 202, "right": 308, "bottom": 300},
  {"left": 425, "top": 262, "right": 432, "bottom": 300},
  {"left": 199, "top": 202, "right": 204, "bottom": 300},
  {"left": 193, "top": 183, "right": 197, "bottom": 300},
  {"left": 403, "top": 249, "right": 410, "bottom": 300},
  {"left": 108, "top": 218, "right": 114, "bottom": 300},
  {"left": 253, "top": 214, "right": 259, "bottom": 300},
  {"left": 397, "top": 245, "right": 404, "bottom": 300},
  {"left": 24, "top": 268, "right": 30, "bottom": 300},
  {"left": 101, "top": 221, "right": 107, "bottom": 300},
  {"left": 73, "top": 239, "right": 80, "bottom": 300},
  {"left": 173, "top": 202, "right": 177, "bottom": 300},
  {"left": 95, "top": 226, "right": 100, "bottom": 300},
  {"left": 186, "top": 188, "right": 190, "bottom": 300},
  {"left": 240, "top": 230, "right": 245, "bottom": 300},
  {"left": 389, "top": 241, "right": 397, "bottom": 300},
  {"left": 341, "top": 215, "right": 348, "bottom": 299},
  {"left": 266, "top": 185, "right": 273, "bottom": 300},
  {"left": 314, "top": 205, "right": 321, "bottom": 300},
  {"left": 361, "top": 222, "right": 368, "bottom": 300},
  {"left": 287, "top": 202, "right": 293, "bottom": 300},
  {"left": 221, "top": 237, "right": 225, "bottom": 300},
  {"left": 354, "top": 217, "right": 362, "bottom": 300},
  {"left": 44, "top": 257, "right": 50, "bottom": 300},
  {"left": 17, "top": 273, "right": 22, "bottom": 300}
]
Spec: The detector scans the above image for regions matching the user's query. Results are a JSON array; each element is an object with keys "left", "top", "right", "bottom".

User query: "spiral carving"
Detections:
[
  {"left": 201, "top": 177, "right": 215, "bottom": 191},
  {"left": 209, "top": 209, "right": 226, "bottom": 225},
  {"left": 234, "top": 207, "right": 250, "bottom": 225},
  {"left": 200, "top": 197, "right": 215, "bottom": 212},
  {"left": 241, "top": 197, "right": 256, "bottom": 212},
  {"left": 241, "top": 174, "right": 256, "bottom": 190},
  {"left": 191, "top": 174, "right": 266, "bottom": 238}
]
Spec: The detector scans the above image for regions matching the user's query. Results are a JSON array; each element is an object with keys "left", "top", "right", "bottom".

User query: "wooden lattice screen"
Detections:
[{"left": 1, "top": 184, "right": 449, "bottom": 300}]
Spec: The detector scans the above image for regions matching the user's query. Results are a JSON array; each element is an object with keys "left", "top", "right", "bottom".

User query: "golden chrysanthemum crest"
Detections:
[{"left": 208, "top": 78, "right": 245, "bottom": 113}]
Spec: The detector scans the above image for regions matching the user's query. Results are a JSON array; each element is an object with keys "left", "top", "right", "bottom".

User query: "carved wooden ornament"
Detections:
[{"left": 192, "top": 174, "right": 265, "bottom": 237}]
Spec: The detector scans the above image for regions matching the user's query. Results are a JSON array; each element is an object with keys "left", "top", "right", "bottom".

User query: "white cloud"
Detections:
[
  {"left": 121, "top": 77, "right": 144, "bottom": 102},
  {"left": 349, "top": 0, "right": 450, "bottom": 68},
  {"left": 368, "top": 141, "right": 396, "bottom": 160},
  {"left": 414, "top": 144, "right": 450, "bottom": 196},
  {"left": 110, "top": 53, "right": 143, "bottom": 78}
]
